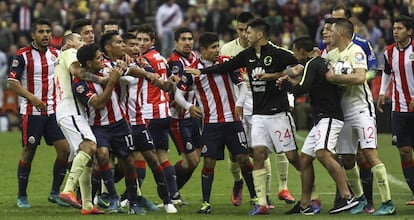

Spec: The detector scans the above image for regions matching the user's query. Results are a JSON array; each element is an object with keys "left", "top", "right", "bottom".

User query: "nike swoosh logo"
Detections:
[{"left": 249, "top": 59, "right": 256, "bottom": 62}]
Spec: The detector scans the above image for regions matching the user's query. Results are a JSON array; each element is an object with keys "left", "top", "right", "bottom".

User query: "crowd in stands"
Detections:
[{"left": 0, "top": 0, "right": 413, "bottom": 127}]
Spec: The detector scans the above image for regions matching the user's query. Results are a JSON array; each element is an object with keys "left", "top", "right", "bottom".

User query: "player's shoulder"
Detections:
[
  {"left": 16, "top": 45, "right": 32, "bottom": 56},
  {"left": 267, "top": 42, "right": 293, "bottom": 54},
  {"left": 352, "top": 34, "right": 370, "bottom": 47},
  {"left": 222, "top": 39, "right": 238, "bottom": 48},
  {"left": 384, "top": 42, "right": 397, "bottom": 53},
  {"left": 168, "top": 51, "right": 181, "bottom": 62}
]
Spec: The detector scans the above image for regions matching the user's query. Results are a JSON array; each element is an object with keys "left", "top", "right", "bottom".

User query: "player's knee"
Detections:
[
  {"left": 399, "top": 147, "right": 412, "bottom": 162},
  {"left": 96, "top": 148, "right": 110, "bottom": 165},
  {"left": 341, "top": 155, "right": 356, "bottom": 170},
  {"left": 80, "top": 140, "right": 97, "bottom": 156}
]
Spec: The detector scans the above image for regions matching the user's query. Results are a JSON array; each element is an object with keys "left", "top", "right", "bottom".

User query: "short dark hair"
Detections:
[
  {"left": 237, "top": 12, "right": 254, "bottom": 24},
  {"left": 332, "top": 6, "right": 352, "bottom": 19},
  {"left": 77, "top": 43, "right": 100, "bottom": 67},
  {"left": 174, "top": 27, "right": 193, "bottom": 41},
  {"left": 100, "top": 30, "right": 119, "bottom": 55},
  {"left": 71, "top": 18, "right": 92, "bottom": 34},
  {"left": 137, "top": 24, "right": 156, "bottom": 40},
  {"left": 324, "top": 18, "right": 335, "bottom": 25},
  {"left": 394, "top": 15, "right": 414, "bottom": 31},
  {"left": 248, "top": 18, "right": 270, "bottom": 38},
  {"left": 127, "top": 25, "right": 139, "bottom": 35},
  {"left": 292, "top": 35, "right": 314, "bottom": 52},
  {"left": 31, "top": 19, "right": 51, "bottom": 33},
  {"left": 122, "top": 33, "right": 137, "bottom": 42},
  {"left": 199, "top": 32, "right": 219, "bottom": 49},
  {"left": 102, "top": 19, "right": 119, "bottom": 33},
  {"left": 333, "top": 18, "right": 354, "bottom": 38}
]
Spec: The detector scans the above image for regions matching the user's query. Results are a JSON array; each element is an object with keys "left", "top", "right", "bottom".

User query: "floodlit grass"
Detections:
[{"left": 0, "top": 130, "right": 413, "bottom": 219}]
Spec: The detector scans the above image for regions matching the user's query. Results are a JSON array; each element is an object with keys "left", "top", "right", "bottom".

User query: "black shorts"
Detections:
[
  {"left": 146, "top": 117, "right": 170, "bottom": 150},
  {"left": 20, "top": 114, "right": 65, "bottom": 148},
  {"left": 92, "top": 119, "right": 134, "bottom": 158},
  {"left": 170, "top": 118, "right": 201, "bottom": 155},
  {"left": 201, "top": 121, "right": 248, "bottom": 160},
  {"left": 132, "top": 124, "right": 155, "bottom": 152},
  {"left": 392, "top": 112, "right": 414, "bottom": 147}
]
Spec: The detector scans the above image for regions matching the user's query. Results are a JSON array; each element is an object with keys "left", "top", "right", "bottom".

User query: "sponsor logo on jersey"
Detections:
[{"left": 264, "top": 56, "right": 272, "bottom": 66}]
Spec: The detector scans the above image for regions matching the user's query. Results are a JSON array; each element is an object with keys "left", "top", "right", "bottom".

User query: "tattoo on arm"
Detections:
[{"left": 77, "top": 69, "right": 103, "bottom": 84}]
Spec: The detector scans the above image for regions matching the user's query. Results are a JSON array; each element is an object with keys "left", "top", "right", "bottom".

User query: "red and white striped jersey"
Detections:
[
  {"left": 72, "top": 59, "right": 126, "bottom": 126},
  {"left": 119, "top": 74, "right": 146, "bottom": 126},
  {"left": 8, "top": 43, "right": 59, "bottom": 115},
  {"left": 176, "top": 56, "right": 243, "bottom": 123},
  {"left": 168, "top": 50, "right": 199, "bottom": 119},
  {"left": 384, "top": 40, "right": 414, "bottom": 112},
  {"left": 141, "top": 48, "right": 170, "bottom": 119}
]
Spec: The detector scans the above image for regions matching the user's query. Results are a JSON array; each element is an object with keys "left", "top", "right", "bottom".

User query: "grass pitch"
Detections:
[{"left": 0, "top": 130, "right": 413, "bottom": 219}]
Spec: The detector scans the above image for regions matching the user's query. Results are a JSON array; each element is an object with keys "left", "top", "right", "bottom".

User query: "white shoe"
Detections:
[
  {"left": 164, "top": 203, "right": 177, "bottom": 213},
  {"left": 120, "top": 199, "right": 129, "bottom": 208}
]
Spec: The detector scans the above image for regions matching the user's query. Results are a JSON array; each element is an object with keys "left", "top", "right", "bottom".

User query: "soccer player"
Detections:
[
  {"left": 186, "top": 18, "right": 301, "bottom": 215},
  {"left": 175, "top": 32, "right": 256, "bottom": 214},
  {"left": 8, "top": 19, "right": 70, "bottom": 208},
  {"left": 325, "top": 18, "right": 396, "bottom": 216},
  {"left": 71, "top": 18, "right": 95, "bottom": 45},
  {"left": 55, "top": 33, "right": 105, "bottom": 214},
  {"left": 72, "top": 42, "right": 145, "bottom": 215},
  {"left": 167, "top": 27, "right": 202, "bottom": 203},
  {"left": 220, "top": 12, "right": 294, "bottom": 206},
  {"left": 377, "top": 15, "right": 414, "bottom": 206},
  {"left": 282, "top": 36, "right": 357, "bottom": 215},
  {"left": 119, "top": 32, "right": 177, "bottom": 213}
]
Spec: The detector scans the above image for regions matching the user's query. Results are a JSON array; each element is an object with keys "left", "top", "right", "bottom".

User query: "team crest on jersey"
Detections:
[
  {"left": 186, "top": 142, "right": 193, "bottom": 150},
  {"left": 354, "top": 52, "right": 364, "bottom": 62},
  {"left": 75, "top": 85, "right": 85, "bottom": 94},
  {"left": 410, "top": 53, "right": 414, "bottom": 59},
  {"left": 263, "top": 56, "right": 272, "bottom": 66},
  {"left": 181, "top": 75, "right": 188, "bottom": 83},
  {"left": 28, "top": 136, "right": 36, "bottom": 144},
  {"left": 172, "top": 65, "right": 179, "bottom": 74},
  {"left": 12, "top": 59, "right": 19, "bottom": 67},
  {"left": 201, "top": 145, "right": 208, "bottom": 154}
]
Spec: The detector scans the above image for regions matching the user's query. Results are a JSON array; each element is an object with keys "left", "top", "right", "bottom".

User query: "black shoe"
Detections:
[
  {"left": 285, "top": 202, "right": 314, "bottom": 215},
  {"left": 329, "top": 196, "right": 359, "bottom": 214}
]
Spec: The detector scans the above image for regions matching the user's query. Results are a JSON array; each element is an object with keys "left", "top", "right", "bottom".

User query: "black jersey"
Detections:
[
  {"left": 290, "top": 56, "right": 343, "bottom": 123},
  {"left": 200, "top": 43, "right": 297, "bottom": 115}
]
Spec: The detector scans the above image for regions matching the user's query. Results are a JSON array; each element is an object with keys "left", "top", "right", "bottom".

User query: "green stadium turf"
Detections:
[{"left": 0, "top": 130, "right": 413, "bottom": 219}]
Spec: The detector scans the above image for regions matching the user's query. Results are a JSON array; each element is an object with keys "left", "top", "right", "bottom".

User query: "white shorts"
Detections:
[
  {"left": 243, "top": 114, "right": 252, "bottom": 147},
  {"left": 336, "top": 114, "right": 377, "bottom": 154},
  {"left": 301, "top": 118, "right": 344, "bottom": 158},
  {"left": 58, "top": 115, "right": 96, "bottom": 161},
  {"left": 251, "top": 112, "right": 297, "bottom": 153}
]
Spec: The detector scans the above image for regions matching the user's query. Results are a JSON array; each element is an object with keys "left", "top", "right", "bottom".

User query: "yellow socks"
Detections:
[
  {"left": 275, "top": 153, "right": 289, "bottom": 191},
  {"left": 345, "top": 165, "right": 364, "bottom": 198},
  {"left": 372, "top": 163, "right": 391, "bottom": 202},
  {"left": 63, "top": 151, "right": 91, "bottom": 193},
  {"left": 253, "top": 168, "right": 267, "bottom": 206}
]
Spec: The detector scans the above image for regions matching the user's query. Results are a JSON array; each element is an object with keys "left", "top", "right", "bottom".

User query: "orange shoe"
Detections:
[
  {"left": 248, "top": 205, "right": 269, "bottom": 215},
  {"left": 406, "top": 199, "right": 414, "bottom": 205},
  {"left": 59, "top": 192, "right": 82, "bottom": 209},
  {"left": 81, "top": 206, "right": 105, "bottom": 215},
  {"left": 277, "top": 189, "right": 295, "bottom": 204}
]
